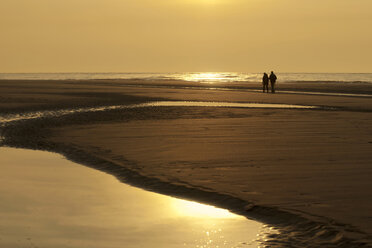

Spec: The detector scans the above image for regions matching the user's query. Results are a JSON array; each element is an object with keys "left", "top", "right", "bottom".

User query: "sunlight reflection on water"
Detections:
[
  {"left": 0, "top": 101, "right": 318, "bottom": 124},
  {"left": 137, "top": 101, "right": 318, "bottom": 109},
  {"left": 0, "top": 147, "right": 264, "bottom": 248},
  {"left": 180, "top": 73, "right": 234, "bottom": 83}
]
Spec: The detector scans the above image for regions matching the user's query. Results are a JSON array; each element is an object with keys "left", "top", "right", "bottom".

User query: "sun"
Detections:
[
  {"left": 202, "top": 0, "right": 226, "bottom": 5},
  {"left": 192, "top": 0, "right": 224, "bottom": 5}
]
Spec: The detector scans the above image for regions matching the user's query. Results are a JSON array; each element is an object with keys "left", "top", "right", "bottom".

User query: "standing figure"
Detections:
[
  {"left": 262, "top": 73, "right": 269, "bottom": 93},
  {"left": 269, "top": 71, "right": 277, "bottom": 93}
]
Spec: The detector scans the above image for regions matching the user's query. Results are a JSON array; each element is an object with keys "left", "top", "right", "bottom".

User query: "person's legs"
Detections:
[{"left": 271, "top": 82, "right": 275, "bottom": 93}]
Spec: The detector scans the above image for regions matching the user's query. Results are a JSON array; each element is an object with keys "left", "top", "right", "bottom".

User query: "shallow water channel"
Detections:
[
  {"left": 0, "top": 147, "right": 265, "bottom": 248},
  {"left": 0, "top": 101, "right": 318, "bottom": 125}
]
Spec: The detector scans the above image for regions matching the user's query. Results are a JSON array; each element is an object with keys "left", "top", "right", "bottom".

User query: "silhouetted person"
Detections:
[
  {"left": 262, "top": 73, "right": 269, "bottom": 93},
  {"left": 269, "top": 71, "right": 277, "bottom": 93}
]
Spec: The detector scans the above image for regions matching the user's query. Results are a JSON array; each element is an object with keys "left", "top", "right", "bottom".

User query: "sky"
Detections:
[{"left": 0, "top": 0, "right": 371, "bottom": 73}]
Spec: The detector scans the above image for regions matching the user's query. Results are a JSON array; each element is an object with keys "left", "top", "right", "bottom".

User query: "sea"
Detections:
[{"left": 0, "top": 72, "right": 372, "bottom": 84}]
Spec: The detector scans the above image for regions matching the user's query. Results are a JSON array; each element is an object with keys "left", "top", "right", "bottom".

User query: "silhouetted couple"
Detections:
[{"left": 262, "top": 71, "right": 277, "bottom": 93}]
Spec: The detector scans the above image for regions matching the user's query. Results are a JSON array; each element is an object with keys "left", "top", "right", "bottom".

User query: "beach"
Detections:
[{"left": 1, "top": 79, "right": 372, "bottom": 247}]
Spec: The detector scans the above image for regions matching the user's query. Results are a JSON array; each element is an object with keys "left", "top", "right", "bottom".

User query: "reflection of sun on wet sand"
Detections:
[{"left": 1, "top": 79, "right": 372, "bottom": 246}]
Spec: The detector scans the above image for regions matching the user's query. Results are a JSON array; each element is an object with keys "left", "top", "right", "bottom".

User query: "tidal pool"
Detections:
[{"left": 0, "top": 147, "right": 264, "bottom": 248}]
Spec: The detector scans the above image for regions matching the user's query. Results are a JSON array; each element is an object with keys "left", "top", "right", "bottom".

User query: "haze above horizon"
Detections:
[{"left": 1, "top": 0, "right": 371, "bottom": 73}]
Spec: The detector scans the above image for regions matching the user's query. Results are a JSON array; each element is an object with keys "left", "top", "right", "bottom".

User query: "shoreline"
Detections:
[
  {"left": 1, "top": 79, "right": 372, "bottom": 247},
  {"left": 1, "top": 79, "right": 372, "bottom": 117},
  {"left": 1, "top": 78, "right": 372, "bottom": 95},
  {"left": 3, "top": 133, "right": 370, "bottom": 247},
  {"left": 0, "top": 147, "right": 263, "bottom": 248}
]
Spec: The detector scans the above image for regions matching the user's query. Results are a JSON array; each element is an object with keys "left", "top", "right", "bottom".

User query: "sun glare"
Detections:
[
  {"left": 199, "top": 0, "right": 228, "bottom": 5},
  {"left": 201, "top": 0, "right": 216, "bottom": 3},
  {"left": 182, "top": 73, "right": 225, "bottom": 83},
  {"left": 172, "top": 199, "right": 239, "bottom": 219}
]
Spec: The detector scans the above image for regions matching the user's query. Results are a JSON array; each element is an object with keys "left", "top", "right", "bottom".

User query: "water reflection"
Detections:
[
  {"left": 138, "top": 101, "right": 317, "bottom": 109},
  {"left": 181, "top": 73, "right": 228, "bottom": 83},
  {"left": 172, "top": 199, "right": 236, "bottom": 218},
  {"left": 0, "top": 101, "right": 318, "bottom": 125},
  {"left": 0, "top": 147, "right": 263, "bottom": 248}
]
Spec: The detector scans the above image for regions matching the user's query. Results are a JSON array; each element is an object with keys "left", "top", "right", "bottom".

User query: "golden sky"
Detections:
[{"left": 1, "top": 0, "right": 371, "bottom": 73}]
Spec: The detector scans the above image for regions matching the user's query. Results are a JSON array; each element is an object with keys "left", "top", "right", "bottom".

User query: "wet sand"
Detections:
[{"left": 1, "top": 79, "right": 372, "bottom": 247}]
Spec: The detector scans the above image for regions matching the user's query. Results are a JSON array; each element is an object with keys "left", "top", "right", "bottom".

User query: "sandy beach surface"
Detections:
[{"left": 1, "top": 79, "right": 372, "bottom": 247}]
